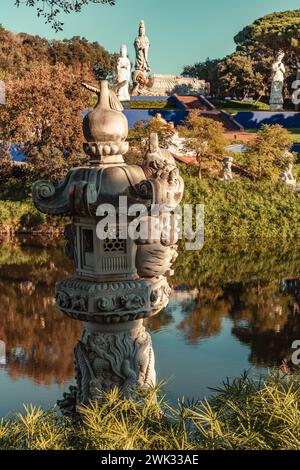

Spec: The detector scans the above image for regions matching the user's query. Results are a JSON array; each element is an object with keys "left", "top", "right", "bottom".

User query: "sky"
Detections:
[{"left": 1, "top": 0, "right": 300, "bottom": 74}]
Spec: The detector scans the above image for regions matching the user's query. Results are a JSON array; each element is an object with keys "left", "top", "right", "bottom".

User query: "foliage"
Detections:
[
  {"left": 182, "top": 58, "right": 221, "bottom": 96},
  {"left": 180, "top": 170, "right": 300, "bottom": 242},
  {"left": 0, "top": 25, "right": 114, "bottom": 78},
  {"left": 218, "top": 53, "right": 266, "bottom": 100},
  {"left": 0, "top": 199, "right": 63, "bottom": 231},
  {"left": 1, "top": 371, "right": 300, "bottom": 449},
  {"left": 0, "top": 23, "right": 116, "bottom": 192},
  {"left": 235, "top": 9, "right": 300, "bottom": 59},
  {"left": 182, "top": 9, "right": 300, "bottom": 100},
  {"left": 177, "top": 111, "right": 226, "bottom": 178},
  {"left": 128, "top": 115, "right": 176, "bottom": 154},
  {"left": 241, "top": 125, "right": 293, "bottom": 180},
  {"left": 15, "top": 0, "right": 116, "bottom": 32},
  {"left": 0, "top": 62, "right": 92, "bottom": 183}
]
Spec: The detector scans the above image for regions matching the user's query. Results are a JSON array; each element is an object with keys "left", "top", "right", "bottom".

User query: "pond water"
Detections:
[{"left": 1, "top": 237, "right": 300, "bottom": 417}]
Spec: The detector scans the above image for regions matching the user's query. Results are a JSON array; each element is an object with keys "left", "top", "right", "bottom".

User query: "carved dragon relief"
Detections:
[{"left": 74, "top": 326, "right": 155, "bottom": 405}]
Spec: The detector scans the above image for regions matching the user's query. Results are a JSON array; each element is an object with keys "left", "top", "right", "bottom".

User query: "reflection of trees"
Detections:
[
  {"left": 176, "top": 287, "right": 232, "bottom": 344},
  {"left": 230, "top": 282, "right": 291, "bottom": 333},
  {"left": 231, "top": 280, "right": 300, "bottom": 366},
  {"left": 174, "top": 243, "right": 300, "bottom": 287},
  {"left": 146, "top": 309, "right": 174, "bottom": 332},
  {"left": 0, "top": 239, "right": 81, "bottom": 385},
  {"left": 2, "top": 238, "right": 300, "bottom": 379}
]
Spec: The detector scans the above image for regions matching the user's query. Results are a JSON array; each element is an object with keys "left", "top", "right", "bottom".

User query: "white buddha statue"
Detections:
[{"left": 117, "top": 44, "right": 131, "bottom": 101}]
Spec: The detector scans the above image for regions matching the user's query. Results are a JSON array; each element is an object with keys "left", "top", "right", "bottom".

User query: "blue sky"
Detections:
[{"left": 1, "top": 0, "right": 300, "bottom": 74}]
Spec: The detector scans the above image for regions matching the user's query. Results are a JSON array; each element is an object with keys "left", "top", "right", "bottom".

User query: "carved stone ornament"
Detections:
[
  {"left": 33, "top": 79, "right": 184, "bottom": 408},
  {"left": 76, "top": 321, "right": 156, "bottom": 404},
  {"left": 55, "top": 275, "right": 170, "bottom": 323},
  {"left": 220, "top": 156, "right": 234, "bottom": 182}
]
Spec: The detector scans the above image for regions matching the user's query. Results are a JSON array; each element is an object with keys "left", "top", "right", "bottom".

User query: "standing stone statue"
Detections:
[
  {"left": 269, "top": 51, "right": 286, "bottom": 111},
  {"left": 220, "top": 156, "right": 233, "bottom": 181},
  {"left": 280, "top": 151, "right": 296, "bottom": 187},
  {"left": 134, "top": 20, "right": 150, "bottom": 74},
  {"left": 132, "top": 20, "right": 151, "bottom": 95},
  {"left": 117, "top": 44, "right": 131, "bottom": 101}
]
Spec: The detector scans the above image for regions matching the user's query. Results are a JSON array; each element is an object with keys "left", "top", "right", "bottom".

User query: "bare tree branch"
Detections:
[{"left": 15, "top": 0, "right": 116, "bottom": 32}]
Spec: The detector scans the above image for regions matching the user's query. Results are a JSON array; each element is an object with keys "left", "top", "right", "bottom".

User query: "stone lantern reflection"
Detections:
[{"left": 32, "top": 80, "right": 184, "bottom": 409}]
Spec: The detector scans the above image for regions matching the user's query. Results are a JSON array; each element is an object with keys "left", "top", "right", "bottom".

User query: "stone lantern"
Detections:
[{"left": 32, "top": 80, "right": 184, "bottom": 410}]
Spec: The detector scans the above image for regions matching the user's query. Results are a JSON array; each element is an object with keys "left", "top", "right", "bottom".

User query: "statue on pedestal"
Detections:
[
  {"left": 220, "top": 156, "right": 233, "bottom": 181},
  {"left": 117, "top": 45, "right": 131, "bottom": 102},
  {"left": 132, "top": 20, "right": 151, "bottom": 95},
  {"left": 134, "top": 20, "right": 150, "bottom": 74},
  {"left": 280, "top": 151, "right": 296, "bottom": 187},
  {"left": 269, "top": 51, "right": 286, "bottom": 111}
]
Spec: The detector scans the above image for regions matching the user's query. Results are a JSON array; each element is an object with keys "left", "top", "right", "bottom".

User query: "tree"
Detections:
[
  {"left": 243, "top": 125, "right": 293, "bottom": 180},
  {"left": 15, "top": 0, "right": 116, "bottom": 31},
  {"left": 177, "top": 111, "right": 227, "bottom": 178},
  {"left": 234, "top": 9, "right": 300, "bottom": 95},
  {"left": 234, "top": 9, "right": 300, "bottom": 58},
  {"left": 0, "top": 62, "right": 94, "bottom": 184},
  {"left": 182, "top": 58, "right": 222, "bottom": 96},
  {"left": 0, "top": 25, "right": 114, "bottom": 78},
  {"left": 181, "top": 10, "right": 300, "bottom": 101},
  {"left": 128, "top": 114, "right": 176, "bottom": 163},
  {"left": 218, "top": 53, "right": 266, "bottom": 100}
]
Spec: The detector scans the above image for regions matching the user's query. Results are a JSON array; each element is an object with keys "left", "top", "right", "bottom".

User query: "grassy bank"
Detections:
[
  {"left": 1, "top": 174, "right": 299, "bottom": 241},
  {"left": 210, "top": 99, "right": 269, "bottom": 115},
  {"left": 1, "top": 371, "right": 300, "bottom": 450},
  {"left": 182, "top": 173, "right": 300, "bottom": 243},
  {"left": 0, "top": 200, "right": 65, "bottom": 234}
]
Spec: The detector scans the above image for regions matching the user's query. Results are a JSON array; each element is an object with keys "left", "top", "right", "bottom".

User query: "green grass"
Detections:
[
  {"left": 124, "top": 100, "right": 179, "bottom": 110},
  {"left": 211, "top": 99, "right": 269, "bottom": 115},
  {"left": 1, "top": 371, "right": 300, "bottom": 450},
  {"left": 0, "top": 199, "right": 64, "bottom": 233},
  {"left": 181, "top": 172, "right": 300, "bottom": 243}
]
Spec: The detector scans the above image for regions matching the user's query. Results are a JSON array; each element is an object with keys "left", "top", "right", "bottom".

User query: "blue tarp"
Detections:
[{"left": 234, "top": 111, "right": 300, "bottom": 129}]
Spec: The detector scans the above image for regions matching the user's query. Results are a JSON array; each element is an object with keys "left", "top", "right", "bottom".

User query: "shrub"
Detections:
[
  {"left": 242, "top": 125, "right": 293, "bottom": 181},
  {"left": 0, "top": 200, "right": 58, "bottom": 232},
  {"left": 181, "top": 173, "right": 300, "bottom": 242},
  {"left": 20, "top": 210, "right": 46, "bottom": 228},
  {"left": 1, "top": 371, "right": 300, "bottom": 450}
]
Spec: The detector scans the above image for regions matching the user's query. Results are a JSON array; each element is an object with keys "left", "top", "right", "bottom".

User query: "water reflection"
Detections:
[
  {"left": 1, "top": 237, "right": 300, "bottom": 412},
  {"left": 0, "top": 238, "right": 81, "bottom": 387}
]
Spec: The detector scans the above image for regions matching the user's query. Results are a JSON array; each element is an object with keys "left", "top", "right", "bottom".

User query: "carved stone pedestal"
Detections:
[
  {"left": 58, "top": 320, "right": 155, "bottom": 414},
  {"left": 77, "top": 320, "right": 155, "bottom": 403}
]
